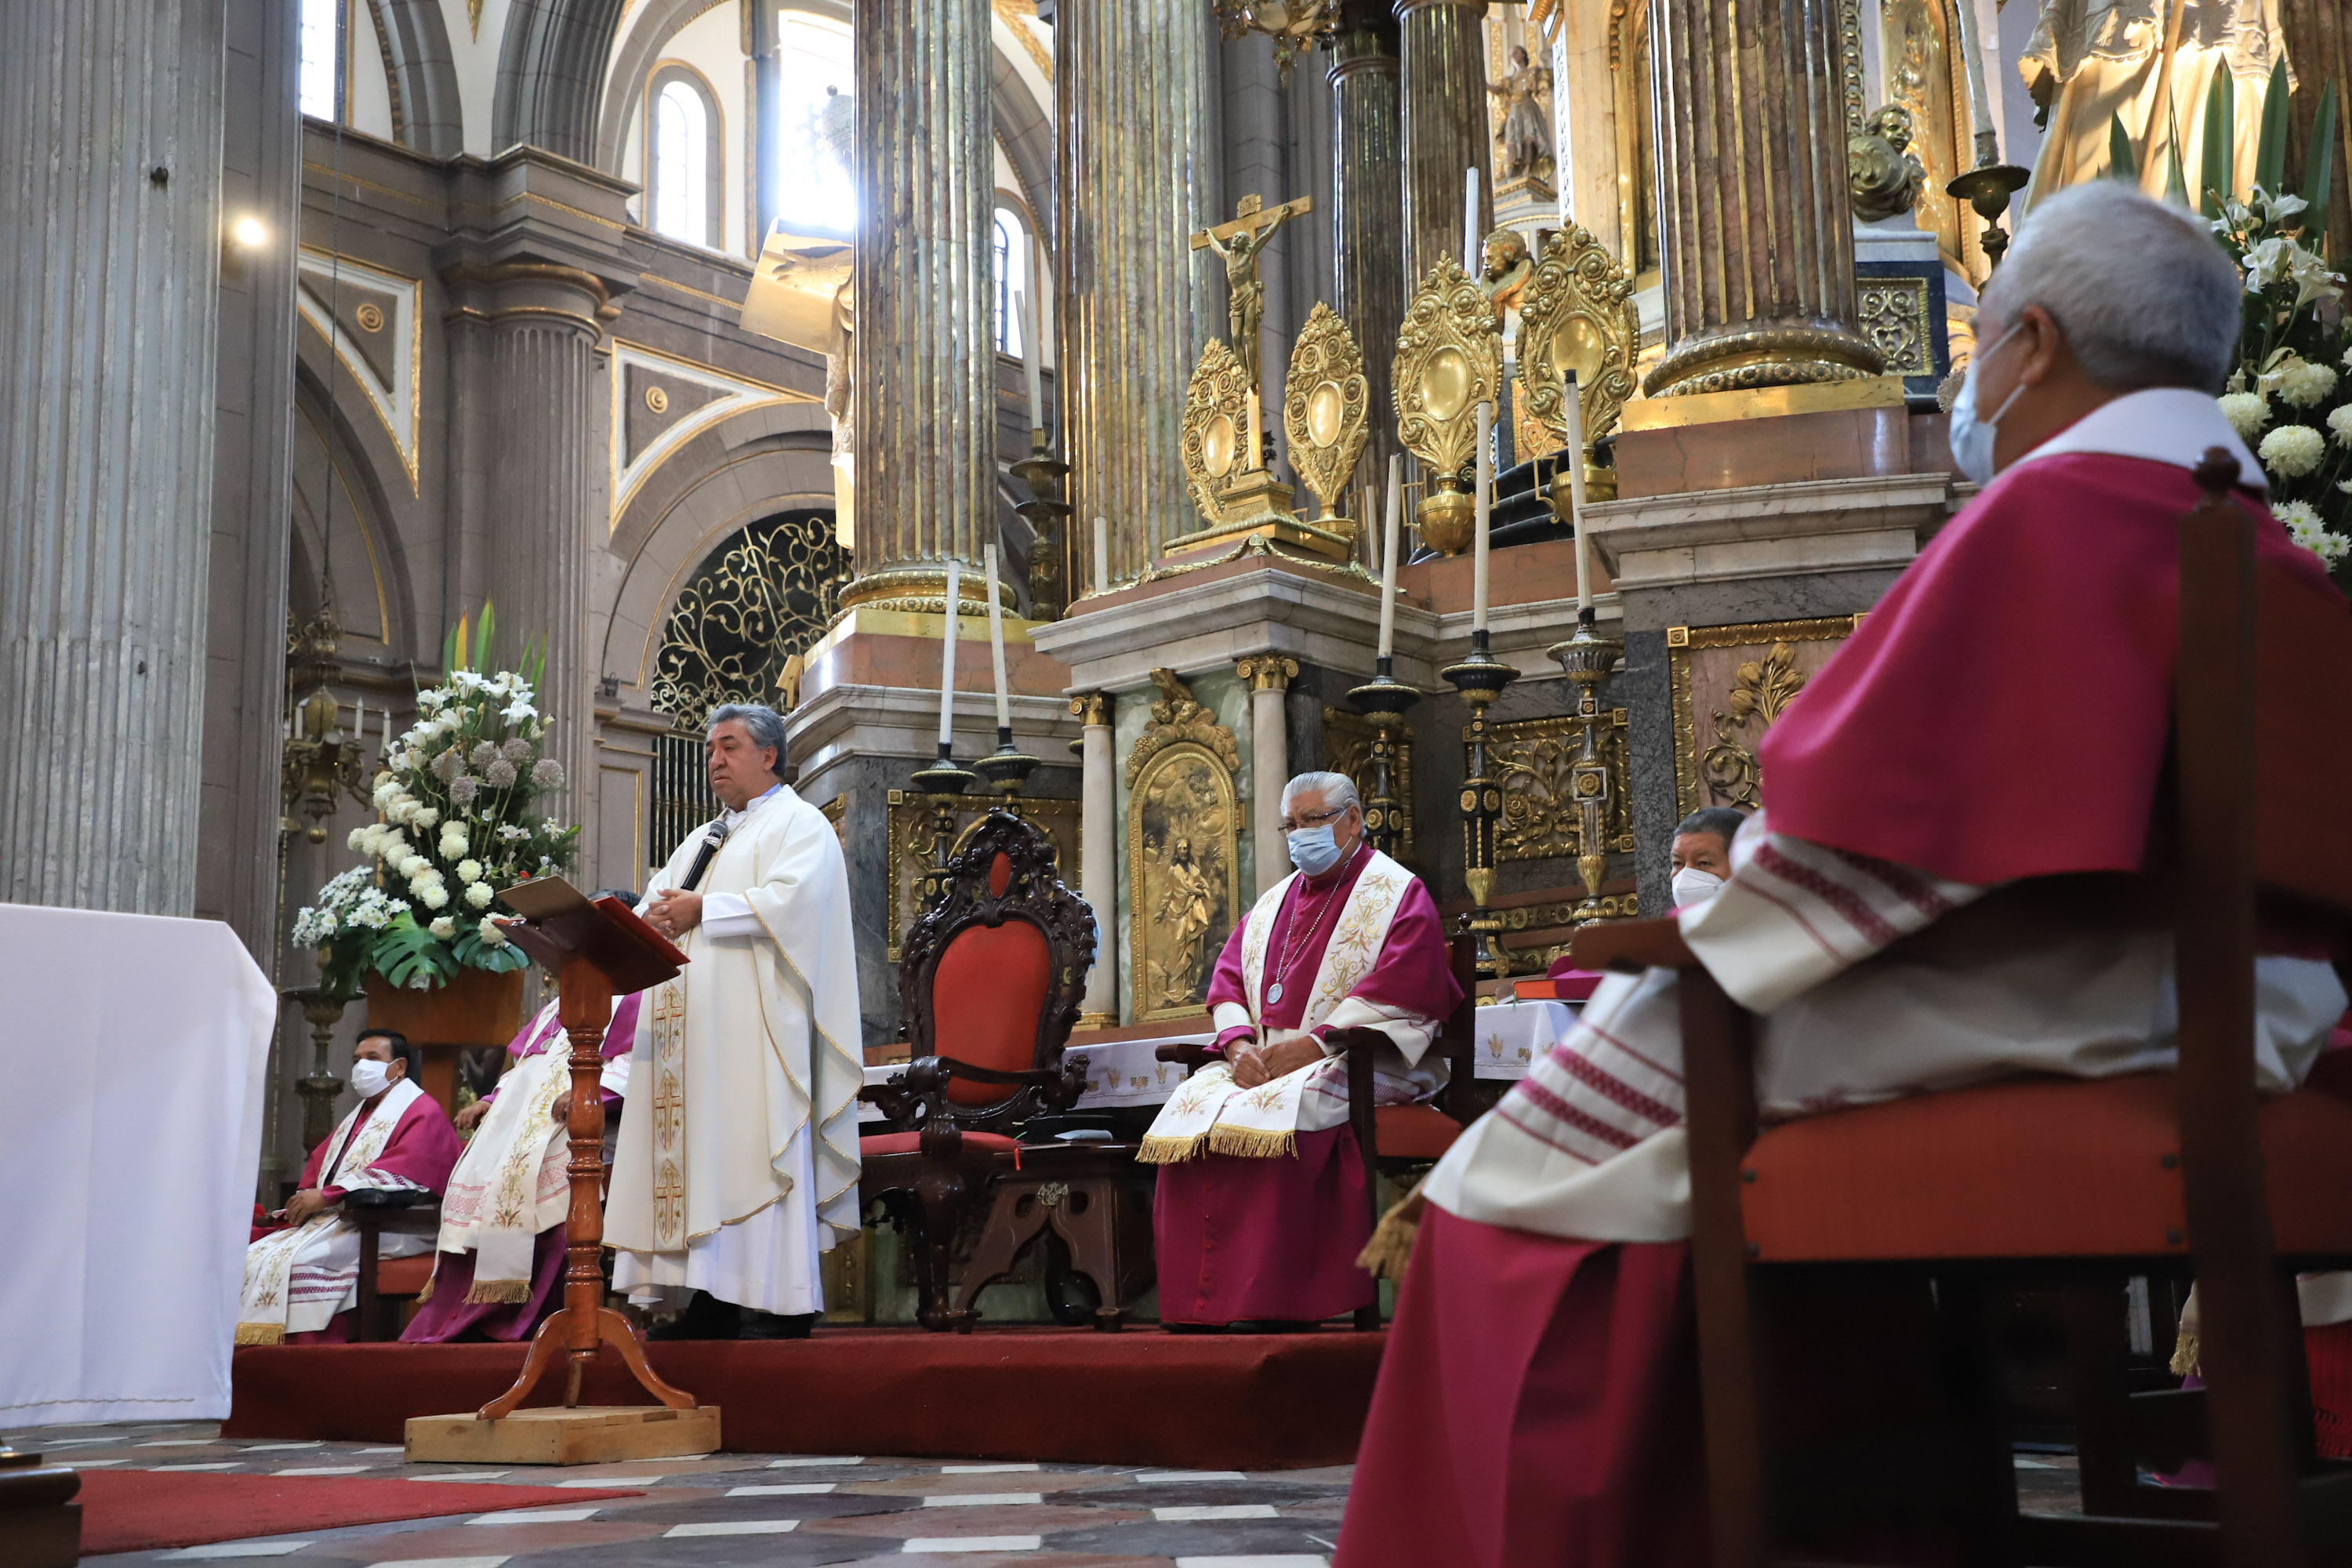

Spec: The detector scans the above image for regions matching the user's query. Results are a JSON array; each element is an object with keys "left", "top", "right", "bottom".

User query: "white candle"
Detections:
[
  {"left": 937, "top": 558, "right": 962, "bottom": 748},
  {"left": 1473, "top": 401, "right": 1493, "bottom": 632},
  {"left": 1093, "top": 516, "right": 1110, "bottom": 595},
  {"left": 984, "top": 543, "right": 1011, "bottom": 730},
  {"left": 1245, "top": 390, "right": 1262, "bottom": 470},
  {"left": 1016, "top": 288, "right": 1044, "bottom": 434},
  {"left": 1565, "top": 371, "right": 1592, "bottom": 615},
  {"left": 1377, "top": 452, "right": 1403, "bottom": 660},
  {"left": 1464, "top": 166, "right": 1482, "bottom": 272}
]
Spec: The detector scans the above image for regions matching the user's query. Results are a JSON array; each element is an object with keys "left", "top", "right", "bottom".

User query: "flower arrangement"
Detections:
[{"left": 292, "top": 604, "right": 581, "bottom": 997}]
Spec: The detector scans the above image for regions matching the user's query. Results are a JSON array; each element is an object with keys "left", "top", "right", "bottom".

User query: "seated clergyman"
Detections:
[
  {"left": 237, "top": 1029, "right": 462, "bottom": 1345},
  {"left": 1335, "top": 182, "right": 2352, "bottom": 1566},
  {"left": 1139, "top": 771, "right": 1461, "bottom": 1330},
  {"left": 401, "top": 938, "right": 642, "bottom": 1345}
]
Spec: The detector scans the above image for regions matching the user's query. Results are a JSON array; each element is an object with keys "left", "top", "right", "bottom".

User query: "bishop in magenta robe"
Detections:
[
  {"left": 1337, "top": 185, "right": 2351, "bottom": 1566},
  {"left": 1142, "top": 771, "right": 1460, "bottom": 1329}
]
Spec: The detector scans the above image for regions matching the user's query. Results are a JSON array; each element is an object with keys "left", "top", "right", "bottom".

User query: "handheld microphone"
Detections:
[{"left": 681, "top": 818, "right": 730, "bottom": 891}]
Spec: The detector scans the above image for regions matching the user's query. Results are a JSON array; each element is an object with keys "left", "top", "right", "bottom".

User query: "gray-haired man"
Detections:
[{"left": 606, "top": 704, "right": 866, "bottom": 1341}]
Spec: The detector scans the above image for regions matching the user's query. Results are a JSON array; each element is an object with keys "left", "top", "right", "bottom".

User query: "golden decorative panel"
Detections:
[
  {"left": 1668, "top": 617, "right": 1860, "bottom": 815},
  {"left": 1513, "top": 227, "right": 1640, "bottom": 462},
  {"left": 1487, "top": 712, "right": 1634, "bottom": 865},
  {"left": 1126, "top": 670, "right": 1243, "bottom": 1022},
  {"left": 1392, "top": 255, "right": 1503, "bottom": 490},
  {"left": 1857, "top": 277, "right": 1934, "bottom": 378},
  {"left": 1180, "top": 339, "right": 1254, "bottom": 525},
  {"left": 883, "top": 794, "right": 1080, "bottom": 963},
  {"left": 1321, "top": 707, "right": 1416, "bottom": 858},
  {"left": 1283, "top": 303, "right": 1370, "bottom": 522}
]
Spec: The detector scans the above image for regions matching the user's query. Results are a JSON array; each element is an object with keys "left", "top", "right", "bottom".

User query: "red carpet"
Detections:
[
  {"left": 227, "top": 1326, "right": 1388, "bottom": 1468},
  {"left": 75, "top": 1470, "right": 643, "bottom": 1555}
]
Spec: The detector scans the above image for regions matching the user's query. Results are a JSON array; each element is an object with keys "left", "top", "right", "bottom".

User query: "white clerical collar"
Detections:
[
  {"left": 721, "top": 782, "right": 783, "bottom": 829},
  {"left": 2014, "top": 387, "right": 2264, "bottom": 492}
]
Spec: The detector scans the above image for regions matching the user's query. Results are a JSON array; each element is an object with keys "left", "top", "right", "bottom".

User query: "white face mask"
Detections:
[
  {"left": 349, "top": 1058, "right": 394, "bottom": 1099},
  {"left": 1671, "top": 867, "right": 1726, "bottom": 909},
  {"left": 1947, "top": 325, "right": 2027, "bottom": 486}
]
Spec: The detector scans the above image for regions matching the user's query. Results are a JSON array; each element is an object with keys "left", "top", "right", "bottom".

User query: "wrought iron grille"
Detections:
[{"left": 649, "top": 510, "right": 849, "bottom": 863}]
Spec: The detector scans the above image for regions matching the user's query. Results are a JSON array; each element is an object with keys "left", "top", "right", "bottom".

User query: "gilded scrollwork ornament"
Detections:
[
  {"left": 1282, "top": 303, "right": 1370, "bottom": 527},
  {"left": 1392, "top": 256, "right": 1503, "bottom": 556}
]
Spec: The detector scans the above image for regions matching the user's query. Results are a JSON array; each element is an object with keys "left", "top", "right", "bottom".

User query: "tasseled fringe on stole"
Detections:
[
  {"left": 1356, "top": 1181, "right": 1427, "bottom": 1281},
  {"left": 464, "top": 1277, "right": 533, "bottom": 1305},
  {"left": 1205, "top": 1124, "right": 1298, "bottom": 1160},
  {"left": 1136, "top": 1132, "right": 1207, "bottom": 1164},
  {"left": 236, "top": 1323, "right": 286, "bottom": 1346},
  {"left": 2171, "top": 1330, "right": 2201, "bottom": 1379}
]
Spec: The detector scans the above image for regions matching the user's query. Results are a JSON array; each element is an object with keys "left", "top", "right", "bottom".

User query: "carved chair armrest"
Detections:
[
  {"left": 1156, "top": 1041, "right": 1218, "bottom": 1075},
  {"left": 1570, "top": 916, "right": 1696, "bottom": 974}
]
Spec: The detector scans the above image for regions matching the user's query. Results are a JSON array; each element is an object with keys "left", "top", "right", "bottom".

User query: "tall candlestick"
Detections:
[
  {"left": 1564, "top": 370, "right": 1592, "bottom": 616},
  {"left": 1473, "top": 401, "right": 1493, "bottom": 632},
  {"left": 1016, "top": 288, "right": 1044, "bottom": 433},
  {"left": 1245, "top": 390, "right": 1262, "bottom": 470},
  {"left": 1464, "top": 166, "right": 1482, "bottom": 272},
  {"left": 937, "top": 558, "right": 962, "bottom": 747},
  {"left": 984, "top": 544, "right": 1011, "bottom": 729},
  {"left": 1378, "top": 453, "right": 1403, "bottom": 659},
  {"left": 1093, "top": 516, "right": 1110, "bottom": 595}
]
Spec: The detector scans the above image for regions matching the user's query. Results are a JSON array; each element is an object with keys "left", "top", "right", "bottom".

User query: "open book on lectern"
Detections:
[{"left": 493, "top": 876, "right": 689, "bottom": 995}]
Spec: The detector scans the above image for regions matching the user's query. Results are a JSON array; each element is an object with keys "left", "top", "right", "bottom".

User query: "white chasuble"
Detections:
[
  {"left": 238, "top": 1080, "right": 434, "bottom": 1344},
  {"left": 1139, "top": 850, "right": 1432, "bottom": 1163},
  {"left": 604, "top": 784, "right": 864, "bottom": 1316}
]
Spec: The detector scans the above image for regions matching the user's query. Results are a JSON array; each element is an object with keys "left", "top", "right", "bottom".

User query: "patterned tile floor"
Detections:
[{"left": 15, "top": 1421, "right": 1362, "bottom": 1566}]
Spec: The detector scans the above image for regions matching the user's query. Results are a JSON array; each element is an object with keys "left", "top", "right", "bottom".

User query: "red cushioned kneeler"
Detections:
[{"left": 1739, "top": 1073, "right": 2352, "bottom": 1262}]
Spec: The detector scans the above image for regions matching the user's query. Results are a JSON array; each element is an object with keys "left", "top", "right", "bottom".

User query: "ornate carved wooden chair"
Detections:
[
  {"left": 859, "top": 808, "right": 1097, "bottom": 1331},
  {"left": 1570, "top": 453, "right": 2352, "bottom": 1566}
]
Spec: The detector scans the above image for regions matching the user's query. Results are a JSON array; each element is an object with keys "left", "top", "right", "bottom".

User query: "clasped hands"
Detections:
[
  {"left": 644, "top": 887, "right": 702, "bottom": 938},
  {"left": 1227, "top": 1033, "right": 1327, "bottom": 1089}
]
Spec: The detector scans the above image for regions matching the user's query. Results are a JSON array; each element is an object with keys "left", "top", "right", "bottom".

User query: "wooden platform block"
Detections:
[{"left": 405, "top": 1404, "right": 720, "bottom": 1465}]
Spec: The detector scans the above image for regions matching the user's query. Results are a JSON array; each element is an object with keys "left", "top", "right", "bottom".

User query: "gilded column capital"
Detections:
[
  {"left": 1070, "top": 692, "right": 1111, "bottom": 727},
  {"left": 1236, "top": 655, "right": 1301, "bottom": 692}
]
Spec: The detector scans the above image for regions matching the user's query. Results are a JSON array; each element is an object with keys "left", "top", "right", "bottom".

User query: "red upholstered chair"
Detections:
[
  {"left": 1570, "top": 453, "right": 2352, "bottom": 1566},
  {"left": 1156, "top": 920, "right": 1482, "bottom": 1330},
  {"left": 859, "top": 808, "right": 1096, "bottom": 1331}
]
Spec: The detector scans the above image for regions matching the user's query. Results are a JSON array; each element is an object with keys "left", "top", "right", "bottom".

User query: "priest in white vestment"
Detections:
[
  {"left": 238, "top": 1030, "right": 461, "bottom": 1344},
  {"left": 605, "top": 702, "right": 864, "bottom": 1341}
]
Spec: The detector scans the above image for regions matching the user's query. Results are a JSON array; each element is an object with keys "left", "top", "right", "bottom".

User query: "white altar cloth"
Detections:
[{"left": 0, "top": 905, "right": 275, "bottom": 1427}]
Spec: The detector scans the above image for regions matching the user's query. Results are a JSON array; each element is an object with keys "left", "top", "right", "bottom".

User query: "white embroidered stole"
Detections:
[
  {"left": 237, "top": 1083, "right": 416, "bottom": 1343},
  {"left": 1140, "top": 852, "right": 1410, "bottom": 1162}
]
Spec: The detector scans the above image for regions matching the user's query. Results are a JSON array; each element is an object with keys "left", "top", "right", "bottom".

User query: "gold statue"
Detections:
[{"left": 1191, "top": 192, "right": 1314, "bottom": 387}]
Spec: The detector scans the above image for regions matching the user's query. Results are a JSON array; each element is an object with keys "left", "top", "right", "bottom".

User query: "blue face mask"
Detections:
[
  {"left": 1287, "top": 823, "right": 1345, "bottom": 877},
  {"left": 1948, "top": 325, "right": 2027, "bottom": 486}
]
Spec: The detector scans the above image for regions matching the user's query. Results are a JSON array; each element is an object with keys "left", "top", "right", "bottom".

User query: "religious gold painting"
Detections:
[
  {"left": 1126, "top": 670, "right": 1244, "bottom": 1022},
  {"left": 1667, "top": 617, "right": 1861, "bottom": 815}
]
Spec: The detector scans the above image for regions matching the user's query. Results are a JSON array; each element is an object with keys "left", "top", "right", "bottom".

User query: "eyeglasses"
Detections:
[{"left": 1279, "top": 804, "right": 1349, "bottom": 833}]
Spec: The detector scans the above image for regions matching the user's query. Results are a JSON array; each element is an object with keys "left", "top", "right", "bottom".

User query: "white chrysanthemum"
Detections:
[
  {"left": 2279, "top": 361, "right": 2339, "bottom": 408},
  {"left": 456, "top": 858, "right": 484, "bottom": 884},
  {"left": 2259, "top": 423, "right": 2328, "bottom": 477},
  {"left": 2278, "top": 501, "right": 2350, "bottom": 564},
  {"left": 2218, "top": 391, "right": 2271, "bottom": 440},
  {"left": 480, "top": 915, "right": 510, "bottom": 946},
  {"left": 2328, "top": 405, "right": 2352, "bottom": 447},
  {"left": 466, "top": 880, "right": 495, "bottom": 909},
  {"left": 428, "top": 916, "right": 456, "bottom": 939}
]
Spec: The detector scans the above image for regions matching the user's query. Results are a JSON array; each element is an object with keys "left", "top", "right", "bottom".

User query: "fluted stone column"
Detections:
[
  {"left": 1073, "top": 693, "right": 1117, "bottom": 1022},
  {"left": 441, "top": 264, "right": 604, "bottom": 820},
  {"left": 1237, "top": 656, "right": 1298, "bottom": 899},
  {"left": 0, "top": 2, "right": 226, "bottom": 913},
  {"left": 1058, "top": 0, "right": 1214, "bottom": 584},
  {"left": 1642, "top": 0, "right": 1884, "bottom": 396},
  {"left": 1396, "top": 0, "right": 1494, "bottom": 294},
  {"left": 1330, "top": 11, "right": 1407, "bottom": 485},
  {"left": 847, "top": 0, "right": 996, "bottom": 610}
]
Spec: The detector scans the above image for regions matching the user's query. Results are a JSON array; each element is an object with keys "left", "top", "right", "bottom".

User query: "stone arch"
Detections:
[
  {"left": 372, "top": 0, "right": 465, "bottom": 158},
  {"left": 495, "top": 0, "right": 628, "bottom": 165}
]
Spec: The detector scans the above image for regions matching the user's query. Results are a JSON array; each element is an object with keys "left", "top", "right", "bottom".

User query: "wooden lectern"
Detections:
[{"left": 404, "top": 880, "right": 720, "bottom": 1465}]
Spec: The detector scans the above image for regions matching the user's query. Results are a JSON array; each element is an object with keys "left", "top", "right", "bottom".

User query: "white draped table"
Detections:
[{"left": 0, "top": 905, "right": 275, "bottom": 1427}]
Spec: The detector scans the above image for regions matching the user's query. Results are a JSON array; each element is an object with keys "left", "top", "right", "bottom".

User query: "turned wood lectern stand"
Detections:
[{"left": 405, "top": 880, "right": 720, "bottom": 1465}]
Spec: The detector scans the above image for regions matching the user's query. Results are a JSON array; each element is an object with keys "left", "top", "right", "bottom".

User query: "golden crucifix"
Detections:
[{"left": 1190, "top": 192, "right": 1312, "bottom": 388}]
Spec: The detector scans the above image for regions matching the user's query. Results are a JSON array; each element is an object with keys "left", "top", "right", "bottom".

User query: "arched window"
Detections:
[
  {"left": 298, "top": 0, "right": 341, "bottom": 120},
  {"left": 776, "top": 13, "right": 855, "bottom": 234},
  {"left": 992, "top": 207, "right": 1026, "bottom": 357},
  {"left": 649, "top": 73, "right": 719, "bottom": 248}
]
